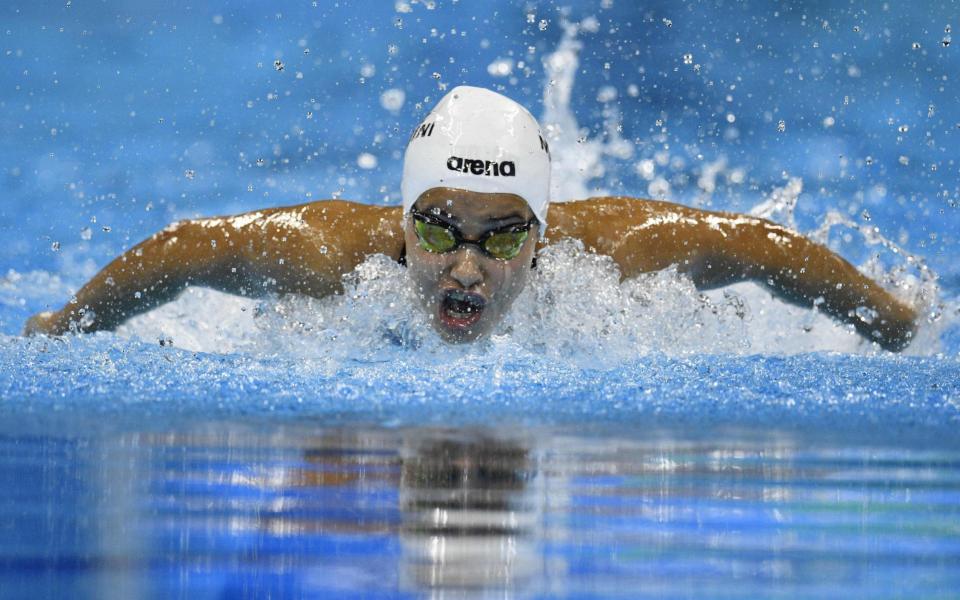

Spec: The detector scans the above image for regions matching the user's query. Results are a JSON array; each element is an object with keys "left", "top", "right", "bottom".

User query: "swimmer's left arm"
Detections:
[{"left": 547, "top": 197, "right": 917, "bottom": 351}]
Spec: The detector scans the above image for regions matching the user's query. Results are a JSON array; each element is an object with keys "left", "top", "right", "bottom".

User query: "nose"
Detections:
[{"left": 448, "top": 246, "right": 485, "bottom": 289}]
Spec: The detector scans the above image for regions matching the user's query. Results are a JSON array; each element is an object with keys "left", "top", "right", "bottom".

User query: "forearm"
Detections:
[
  {"left": 734, "top": 222, "right": 917, "bottom": 350},
  {"left": 31, "top": 220, "right": 245, "bottom": 334}
]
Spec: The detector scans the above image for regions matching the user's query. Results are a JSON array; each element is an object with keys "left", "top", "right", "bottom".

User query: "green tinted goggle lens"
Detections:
[
  {"left": 483, "top": 230, "right": 528, "bottom": 260},
  {"left": 414, "top": 219, "right": 457, "bottom": 253},
  {"left": 413, "top": 216, "right": 530, "bottom": 260}
]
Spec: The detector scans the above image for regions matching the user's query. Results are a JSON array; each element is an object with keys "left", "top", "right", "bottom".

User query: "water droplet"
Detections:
[
  {"left": 102, "top": 226, "right": 111, "bottom": 233},
  {"left": 943, "top": 36, "right": 952, "bottom": 47},
  {"left": 912, "top": 41, "right": 921, "bottom": 49},
  {"left": 865, "top": 156, "right": 874, "bottom": 165},
  {"left": 538, "top": 19, "right": 548, "bottom": 31},
  {"left": 898, "top": 155, "right": 910, "bottom": 166},
  {"left": 854, "top": 305, "right": 877, "bottom": 324},
  {"left": 80, "top": 227, "right": 92, "bottom": 241},
  {"left": 273, "top": 59, "right": 284, "bottom": 72},
  {"left": 50, "top": 241, "right": 60, "bottom": 252},
  {"left": 662, "top": 18, "right": 673, "bottom": 28},
  {"left": 184, "top": 169, "right": 196, "bottom": 179},
  {"left": 487, "top": 58, "right": 514, "bottom": 77},
  {"left": 861, "top": 209, "right": 871, "bottom": 221},
  {"left": 897, "top": 124, "right": 909, "bottom": 133},
  {"left": 256, "top": 158, "right": 266, "bottom": 167},
  {"left": 682, "top": 53, "right": 693, "bottom": 64},
  {"left": 379, "top": 88, "right": 405, "bottom": 111},
  {"left": 357, "top": 153, "right": 378, "bottom": 169},
  {"left": 777, "top": 120, "right": 786, "bottom": 133},
  {"left": 320, "top": 245, "right": 328, "bottom": 255}
]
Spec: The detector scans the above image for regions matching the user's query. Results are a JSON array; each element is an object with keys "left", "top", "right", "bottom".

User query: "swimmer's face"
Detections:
[{"left": 405, "top": 187, "right": 539, "bottom": 343}]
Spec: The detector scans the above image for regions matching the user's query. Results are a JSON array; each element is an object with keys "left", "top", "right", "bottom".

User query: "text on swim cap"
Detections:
[
  {"left": 446, "top": 156, "right": 516, "bottom": 177},
  {"left": 410, "top": 121, "right": 435, "bottom": 141}
]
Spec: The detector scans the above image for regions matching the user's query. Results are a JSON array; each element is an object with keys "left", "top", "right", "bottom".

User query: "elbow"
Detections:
[{"left": 860, "top": 303, "right": 918, "bottom": 352}]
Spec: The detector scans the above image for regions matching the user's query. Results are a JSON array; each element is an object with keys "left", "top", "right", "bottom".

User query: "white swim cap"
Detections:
[{"left": 401, "top": 86, "right": 551, "bottom": 231}]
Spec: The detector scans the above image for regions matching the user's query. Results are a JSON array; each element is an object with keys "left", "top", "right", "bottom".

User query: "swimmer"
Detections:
[{"left": 24, "top": 86, "right": 917, "bottom": 351}]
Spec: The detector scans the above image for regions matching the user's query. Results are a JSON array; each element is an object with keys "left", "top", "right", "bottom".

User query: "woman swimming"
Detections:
[{"left": 24, "top": 86, "right": 917, "bottom": 351}]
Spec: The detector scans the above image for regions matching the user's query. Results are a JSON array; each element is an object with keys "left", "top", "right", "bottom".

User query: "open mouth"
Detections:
[{"left": 438, "top": 289, "right": 486, "bottom": 329}]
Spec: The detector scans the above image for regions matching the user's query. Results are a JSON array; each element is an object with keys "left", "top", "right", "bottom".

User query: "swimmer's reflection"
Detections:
[
  {"left": 122, "top": 428, "right": 544, "bottom": 596},
  {"left": 397, "top": 433, "right": 540, "bottom": 595}
]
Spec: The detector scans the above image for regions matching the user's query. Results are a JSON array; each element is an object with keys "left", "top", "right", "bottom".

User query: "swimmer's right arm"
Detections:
[{"left": 24, "top": 201, "right": 404, "bottom": 335}]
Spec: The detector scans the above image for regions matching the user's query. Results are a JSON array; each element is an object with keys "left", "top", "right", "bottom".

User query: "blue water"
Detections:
[{"left": 1, "top": 1, "right": 960, "bottom": 598}]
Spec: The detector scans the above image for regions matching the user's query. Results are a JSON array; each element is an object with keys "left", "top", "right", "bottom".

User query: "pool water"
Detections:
[
  {"left": 2, "top": 419, "right": 959, "bottom": 599},
  {"left": 2, "top": 1, "right": 960, "bottom": 598}
]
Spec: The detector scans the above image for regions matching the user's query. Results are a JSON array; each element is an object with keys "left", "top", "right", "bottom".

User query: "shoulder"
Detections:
[
  {"left": 547, "top": 196, "right": 702, "bottom": 220},
  {"left": 283, "top": 199, "right": 402, "bottom": 226},
  {"left": 243, "top": 199, "right": 403, "bottom": 239},
  {"left": 545, "top": 196, "right": 698, "bottom": 238}
]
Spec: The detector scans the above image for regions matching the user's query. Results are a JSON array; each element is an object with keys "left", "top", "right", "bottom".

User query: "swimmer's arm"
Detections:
[
  {"left": 547, "top": 197, "right": 917, "bottom": 351},
  {"left": 24, "top": 201, "right": 404, "bottom": 335}
]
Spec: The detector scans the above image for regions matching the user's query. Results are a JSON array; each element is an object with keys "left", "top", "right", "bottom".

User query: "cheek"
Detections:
[{"left": 491, "top": 260, "right": 531, "bottom": 302}]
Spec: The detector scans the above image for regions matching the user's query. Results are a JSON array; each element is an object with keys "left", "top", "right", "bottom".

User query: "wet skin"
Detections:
[
  {"left": 404, "top": 189, "right": 539, "bottom": 342},
  {"left": 24, "top": 189, "right": 919, "bottom": 351}
]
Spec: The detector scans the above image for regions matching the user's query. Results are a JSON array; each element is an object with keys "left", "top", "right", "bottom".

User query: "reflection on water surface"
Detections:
[{"left": 1, "top": 423, "right": 958, "bottom": 598}]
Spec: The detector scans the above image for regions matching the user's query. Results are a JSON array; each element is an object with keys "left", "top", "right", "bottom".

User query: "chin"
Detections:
[{"left": 433, "top": 319, "right": 488, "bottom": 344}]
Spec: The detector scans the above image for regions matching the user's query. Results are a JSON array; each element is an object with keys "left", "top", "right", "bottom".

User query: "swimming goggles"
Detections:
[{"left": 410, "top": 209, "right": 536, "bottom": 261}]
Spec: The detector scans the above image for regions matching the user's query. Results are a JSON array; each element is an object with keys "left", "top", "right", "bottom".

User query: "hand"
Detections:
[{"left": 23, "top": 311, "right": 67, "bottom": 336}]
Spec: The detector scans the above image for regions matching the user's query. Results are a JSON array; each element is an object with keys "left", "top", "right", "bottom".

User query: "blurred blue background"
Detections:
[{"left": 1, "top": 0, "right": 957, "bottom": 291}]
